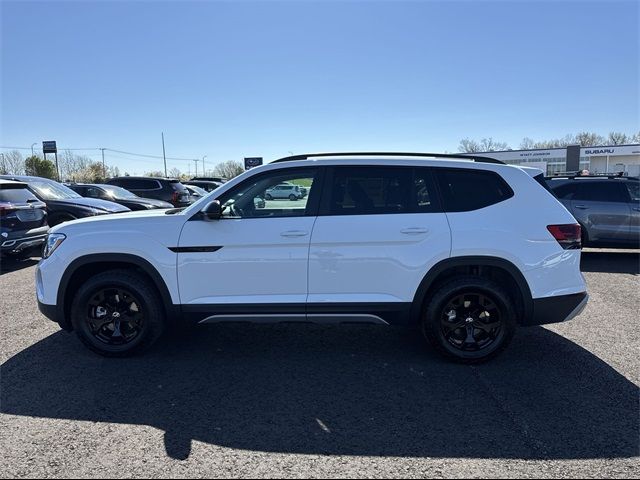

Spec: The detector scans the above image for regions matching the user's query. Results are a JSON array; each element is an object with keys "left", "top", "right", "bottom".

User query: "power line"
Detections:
[{"left": 0, "top": 145, "right": 199, "bottom": 161}]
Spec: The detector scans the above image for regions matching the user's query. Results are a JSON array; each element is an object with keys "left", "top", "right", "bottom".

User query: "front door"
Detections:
[{"left": 177, "top": 167, "right": 321, "bottom": 317}]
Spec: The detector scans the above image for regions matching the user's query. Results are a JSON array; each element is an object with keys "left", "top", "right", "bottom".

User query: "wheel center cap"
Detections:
[
  {"left": 112, "top": 312, "right": 121, "bottom": 318},
  {"left": 465, "top": 317, "right": 474, "bottom": 324}
]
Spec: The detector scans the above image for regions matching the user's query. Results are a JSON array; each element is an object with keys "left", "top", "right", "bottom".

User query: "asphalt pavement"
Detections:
[{"left": 1, "top": 249, "right": 638, "bottom": 478}]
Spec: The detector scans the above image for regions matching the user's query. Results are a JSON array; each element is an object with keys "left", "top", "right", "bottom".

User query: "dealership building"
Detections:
[{"left": 472, "top": 144, "right": 640, "bottom": 176}]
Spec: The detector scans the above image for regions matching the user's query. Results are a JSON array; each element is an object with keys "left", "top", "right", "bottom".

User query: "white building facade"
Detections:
[{"left": 473, "top": 144, "right": 640, "bottom": 176}]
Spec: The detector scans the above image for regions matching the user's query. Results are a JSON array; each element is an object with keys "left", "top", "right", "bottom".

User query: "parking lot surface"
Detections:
[{"left": 1, "top": 250, "right": 639, "bottom": 478}]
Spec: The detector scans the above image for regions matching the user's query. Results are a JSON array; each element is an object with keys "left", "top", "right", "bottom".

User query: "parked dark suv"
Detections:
[
  {"left": 106, "top": 177, "right": 192, "bottom": 207},
  {"left": 67, "top": 184, "right": 174, "bottom": 211},
  {"left": 0, "top": 175, "right": 130, "bottom": 226},
  {"left": 0, "top": 179, "right": 49, "bottom": 257},
  {"left": 548, "top": 175, "right": 640, "bottom": 248}
]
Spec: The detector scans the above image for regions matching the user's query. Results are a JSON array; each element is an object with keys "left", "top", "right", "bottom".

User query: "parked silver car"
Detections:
[
  {"left": 548, "top": 175, "right": 639, "bottom": 248},
  {"left": 264, "top": 183, "right": 303, "bottom": 201}
]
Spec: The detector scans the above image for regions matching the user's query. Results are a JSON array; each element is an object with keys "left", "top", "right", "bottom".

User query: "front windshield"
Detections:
[
  {"left": 101, "top": 185, "right": 138, "bottom": 199},
  {"left": 29, "top": 179, "right": 82, "bottom": 200}
]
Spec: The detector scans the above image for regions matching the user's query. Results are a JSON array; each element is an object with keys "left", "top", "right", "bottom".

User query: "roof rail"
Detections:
[
  {"left": 271, "top": 152, "right": 505, "bottom": 165},
  {"left": 547, "top": 172, "right": 635, "bottom": 180}
]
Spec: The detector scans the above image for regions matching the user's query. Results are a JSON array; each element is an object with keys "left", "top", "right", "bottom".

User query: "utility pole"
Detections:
[
  {"left": 161, "top": 132, "right": 167, "bottom": 177},
  {"left": 100, "top": 148, "right": 106, "bottom": 177},
  {"left": 193, "top": 159, "right": 199, "bottom": 177},
  {"left": 202, "top": 155, "right": 207, "bottom": 177}
]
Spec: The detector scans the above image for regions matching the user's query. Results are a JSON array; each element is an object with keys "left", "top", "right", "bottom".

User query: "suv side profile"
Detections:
[
  {"left": 106, "top": 177, "right": 192, "bottom": 207},
  {"left": 265, "top": 184, "right": 303, "bottom": 200},
  {"left": 548, "top": 176, "right": 640, "bottom": 248},
  {"left": 36, "top": 153, "right": 588, "bottom": 363}
]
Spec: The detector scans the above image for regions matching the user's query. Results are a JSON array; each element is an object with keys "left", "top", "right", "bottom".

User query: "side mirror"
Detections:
[{"left": 202, "top": 200, "right": 222, "bottom": 220}]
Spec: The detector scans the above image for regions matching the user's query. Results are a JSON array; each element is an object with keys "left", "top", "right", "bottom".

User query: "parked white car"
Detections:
[
  {"left": 265, "top": 184, "right": 303, "bottom": 200},
  {"left": 37, "top": 152, "right": 587, "bottom": 362}
]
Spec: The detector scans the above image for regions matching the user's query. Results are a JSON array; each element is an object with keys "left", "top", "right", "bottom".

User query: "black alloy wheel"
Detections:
[
  {"left": 86, "top": 287, "right": 145, "bottom": 346},
  {"left": 440, "top": 292, "right": 502, "bottom": 352}
]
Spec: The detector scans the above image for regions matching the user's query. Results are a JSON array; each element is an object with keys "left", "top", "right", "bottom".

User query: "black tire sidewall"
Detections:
[
  {"left": 70, "top": 270, "right": 165, "bottom": 356},
  {"left": 422, "top": 277, "right": 516, "bottom": 363},
  {"left": 289, "top": 194, "right": 297, "bottom": 201}
]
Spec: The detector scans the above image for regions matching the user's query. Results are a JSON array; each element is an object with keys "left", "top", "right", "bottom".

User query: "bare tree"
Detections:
[
  {"left": 574, "top": 132, "right": 605, "bottom": 147},
  {"left": 145, "top": 171, "right": 165, "bottom": 177},
  {"left": 2, "top": 150, "right": 25, "bottom": 174},
  {"left": 632, "top": 131, "right": 640, "bottom": 143},
  {"left": 168, "top": 167, "right": 182, "bottom": 179},
  {"left": 608, "top": 132, "right": 629, "bottom": 145},
  {"left": 458, "top": 138, "right": 481, "bottom": 153},
  {"left": 213, "top": 160, "right": 244, "bottom": 179},
  {"left": 520, "top": 137, "right": 536, "bottom": 150},
  {"left": 479, "top": 138, "right": 509, "bottom": 151}
]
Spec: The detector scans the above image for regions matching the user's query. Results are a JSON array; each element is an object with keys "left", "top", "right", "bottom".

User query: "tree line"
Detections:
[
  {"left": 459, "top": 131, "right": 640, "bottom": 153},
  {"left": 0, "top": 150, "right": 120, "bottom": 182}
]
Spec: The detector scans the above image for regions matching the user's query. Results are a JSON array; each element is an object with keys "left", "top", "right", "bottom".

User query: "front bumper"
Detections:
[
  {"left": 1, "top": 233, "right": 47, "bottom": 254},
  {"left": 523, "top": 292, "right": 589, "bottom": 326}
]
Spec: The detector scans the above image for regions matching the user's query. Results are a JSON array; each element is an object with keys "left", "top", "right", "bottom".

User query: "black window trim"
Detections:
[
  {"left": 572, "top": 181, "right": 630, "bottom": 203},
  {"left": 205, "top": 166, "right": 325, "bottom": 220},
  {"left": 318, "top": 165, "right": 443, "bottom": 217}
]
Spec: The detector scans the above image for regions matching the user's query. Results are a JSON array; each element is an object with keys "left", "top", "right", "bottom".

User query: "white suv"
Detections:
[
  {"left": 36, "top": 152, "right": 588, "bottom": 363},
  {"left": 265, "top": 183, "right": 304, "bottom": 200}
]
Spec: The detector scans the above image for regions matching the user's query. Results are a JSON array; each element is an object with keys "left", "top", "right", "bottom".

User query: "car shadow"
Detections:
[
  {"left": 1, "top": 324, "right": 638, "bottom": 461},
  {"left": 581, "top": 251, "right": 640, "bottom": 274},
  {"left": 0, "top": 256, "right": 39, "bottom": 275}
]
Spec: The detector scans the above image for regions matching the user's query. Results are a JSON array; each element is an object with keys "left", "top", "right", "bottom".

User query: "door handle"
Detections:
[
  {"left": 633, "top": 207, "right": 640, "bottom": 212},
  {"left": 280, "top": 230, "right": 309, "bottom": 237},
  {"left": 400, "top": 227, "right": 429, "bottom": 235},
  {"left": 574, "top": 205, "right": 589, "bottom": 210}
]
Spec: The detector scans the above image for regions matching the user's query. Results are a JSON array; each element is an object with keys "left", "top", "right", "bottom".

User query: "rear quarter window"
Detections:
[
  {"left": 0, "top": 187, "right": 39, "bottom": 204},
  {"left": 434, "top": 169, "right": 514, "bottom": 212}
]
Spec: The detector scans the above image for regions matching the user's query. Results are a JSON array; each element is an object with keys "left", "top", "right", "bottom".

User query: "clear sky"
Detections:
[{"left": 1, "top": 0, "right": 638, "bottom": 175}]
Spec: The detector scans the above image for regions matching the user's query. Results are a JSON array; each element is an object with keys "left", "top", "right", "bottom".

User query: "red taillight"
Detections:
[
  {"left": 171, "top": 192, "right": 179, "bottom": 203},
  {"left": 547, "top": 224, "right": 582, "bottom": 250}
]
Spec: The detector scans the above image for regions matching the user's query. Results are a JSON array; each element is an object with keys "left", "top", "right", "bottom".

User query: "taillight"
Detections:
[
  {"left": 0, "top": 204, "right": 16, "bottom": 216},
  {"left": 171, "top": 192, "right": 179, "bottom": 203},
  {"left": 547, "top": 224, "right": 582, "bottom": 250}
]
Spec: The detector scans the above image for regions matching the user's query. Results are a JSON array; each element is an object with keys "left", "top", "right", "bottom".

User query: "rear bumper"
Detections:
[{"left": 523, "top": 292, "right": 589, "bottom": 326}]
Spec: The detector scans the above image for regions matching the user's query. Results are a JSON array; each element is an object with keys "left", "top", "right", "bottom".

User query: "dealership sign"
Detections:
[
  {"left": 244, "top": 157, "right": 263, "bottom": 169},
  {"left": 42, "top": 141, "right": 57, "bottom": 154}
]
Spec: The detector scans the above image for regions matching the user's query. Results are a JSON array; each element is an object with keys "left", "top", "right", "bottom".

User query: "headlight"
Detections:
[{"left": 43, "top": 233, "right": 66, "bottom": 258}]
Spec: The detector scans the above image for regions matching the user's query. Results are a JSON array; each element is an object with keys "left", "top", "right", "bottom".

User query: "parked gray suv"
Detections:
[{"left": 548, "top": 176, "right": 639, "bottom": 248}]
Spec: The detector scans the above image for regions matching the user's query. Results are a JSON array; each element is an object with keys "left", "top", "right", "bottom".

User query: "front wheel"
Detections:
[
  {"left": 422, "top": 276, "right": 516, "bottom": 363},
  {"left": 289, "top": 194, "right": 297, "bottom": 201},
  {"left": 265, "top": 194, "right": 273, "bottom": 200},
  {"left": 70, "top": 269, "right": 166, "bottom": 357}
]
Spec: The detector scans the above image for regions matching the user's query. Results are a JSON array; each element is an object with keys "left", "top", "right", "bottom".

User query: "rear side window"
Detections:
[
  {"left": 0, "top": 187, "right": 39, "bottom": 204},
  {"left": 551, "top": 183, "right": 577, "bottom": 199},
  {"left": 325, "top": 166, "right": 440, "bottom": 215},
  {"left": 169, "top": 181, "right": 187, "bottom": 191},
  {"left": 434, "top": 169, "right": 514, "bottom": 212},
  {"left": 625, "top": 182, "right": 639, "bottom": 202},
  {"left": 572, "top": 182, "right": 627, "bottom": 203}
]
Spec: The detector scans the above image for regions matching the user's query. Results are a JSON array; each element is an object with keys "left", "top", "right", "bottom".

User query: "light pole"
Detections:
[
  {"left": 31, "top": 143, "right": 37, "bottom": 156},
  {"left": 193, "top": 159, "right": 199, "bottom": 177},
  {"left": 100, "top": 148, "right": 106, "bottom": 178},
  {"left": 202, "top": 155, "right": 207, "bottom": 177}
]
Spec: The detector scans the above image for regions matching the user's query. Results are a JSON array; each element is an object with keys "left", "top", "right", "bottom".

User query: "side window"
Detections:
[
  {"left": 218, "top": 169, "right": 318, "bottom": 219},
  {"left": 624, "top": 182, "right": 639, "bottom": 202},
  {"left": 573, "top": 182, "right": 627, "bottom": 203},
  {"left": 434, "top": 169, "right": 514, "bottom": 212},
  {"left": 85, "top": 187, "right": 102, "bottom": 198},
  {"left": 328, "top": 167, "right": 412, "bottom": 215},
  {"left": 414, "top": 168, "right": 439, "bottom": 212},
  {"left": 551, "top": 183, "right": 577, "bottom": 199}
]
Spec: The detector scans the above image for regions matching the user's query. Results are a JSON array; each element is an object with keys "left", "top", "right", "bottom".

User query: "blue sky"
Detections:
[{"left": 1, "top": 0, "right": 638, "bottom": 175}]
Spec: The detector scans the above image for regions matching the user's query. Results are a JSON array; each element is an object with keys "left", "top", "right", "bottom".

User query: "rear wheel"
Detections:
[
  {"left": 422, "top": 276, "right": 516, "bottom": 363},
  {"left": 289, "top": 194, "right": 297, "bottom": 201},
  {"left": 70, "top": 270, "right": 166, "bottom": 357},
  {"left": 265, "top": 194, "right": 273, "bottom": 200}
]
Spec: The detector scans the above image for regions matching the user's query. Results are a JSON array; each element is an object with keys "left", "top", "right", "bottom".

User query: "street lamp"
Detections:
[
  {"left": 202, "top": 155, "right": 207, "bottom": 177},
  {"left": 31, "top": 143, "right": 37, "bottom": 156}
]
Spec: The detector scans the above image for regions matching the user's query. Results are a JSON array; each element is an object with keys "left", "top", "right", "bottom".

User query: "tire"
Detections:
[
  {"left": 70, "top": 269, "right": 166, "bottom": 357},
  {"left": 289, "top": 194, "right": 297, "bottom": 201},
  {"left": 265, "top": 194, "right": 273, "bottom": 200},
  {"left": 49, "top": 213, "right": 77, "bottom": 227},
  {"left": 421, "top": 276, "right": 516, "bottom": 364}
]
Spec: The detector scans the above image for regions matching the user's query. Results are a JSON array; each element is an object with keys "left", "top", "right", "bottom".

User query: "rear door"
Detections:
[
  {"left": 570, "top": 181, "right": 631, "bottom": 243},
  {"left": 307, "top": 166, "right": 451, "bottom": 323}
]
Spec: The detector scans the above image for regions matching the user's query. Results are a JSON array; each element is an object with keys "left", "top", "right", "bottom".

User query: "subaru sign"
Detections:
[
  {"left": 244, "top": 157, "right": 263, "bottom": 170},
  {"left": 42, "top": 141, "right": 57, "bottom": 154}
]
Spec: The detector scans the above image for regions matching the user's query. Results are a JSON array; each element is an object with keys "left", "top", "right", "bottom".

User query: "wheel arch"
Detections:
[
  {"left": 57, "top": 253, "right": 178, "bottom": 331},
  {"left": 411, "top": 256, "right": 533, "bottom": 326}
]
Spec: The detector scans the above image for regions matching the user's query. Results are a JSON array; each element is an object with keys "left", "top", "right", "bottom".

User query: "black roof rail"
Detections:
[
  {"left": 271, "top": 152, "right": 505, "bottom": 165},
  {"left": 546, "top": 172, "right": 637, "bottom": 180}
]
